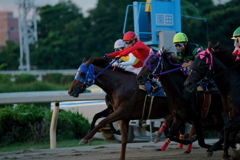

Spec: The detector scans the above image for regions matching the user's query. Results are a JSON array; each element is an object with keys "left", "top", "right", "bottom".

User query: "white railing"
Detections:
[{"left": 0, "top": 91, "right": 105, "bottom": 149}]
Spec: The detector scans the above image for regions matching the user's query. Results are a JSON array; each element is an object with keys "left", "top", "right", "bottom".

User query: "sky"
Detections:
[
  {"left": 0, "top": 0, "right": 98, "bottom": 17},
  {"left": 0, "top": 0, "right": 231, "bottom": 18}
]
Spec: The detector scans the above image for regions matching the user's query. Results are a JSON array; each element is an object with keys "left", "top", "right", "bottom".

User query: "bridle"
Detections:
[
  {"left": 143, "top": 52, "right": 186, "bottom": 78},
  {"left": 74, "top": 59, "right": 118, "bottom": 90}
]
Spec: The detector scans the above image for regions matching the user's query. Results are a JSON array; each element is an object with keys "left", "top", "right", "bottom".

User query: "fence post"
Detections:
[{"left": 50, "top": 102, "right": 59, "bottom": 149}]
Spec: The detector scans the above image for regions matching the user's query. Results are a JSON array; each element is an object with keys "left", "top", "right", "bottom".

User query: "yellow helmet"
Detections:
[
  {"left": 173, "top": 32, "right": 188, "bottom": 43},
  {"left": 231, "top": 27, "right": 240, "bottom": 39}
]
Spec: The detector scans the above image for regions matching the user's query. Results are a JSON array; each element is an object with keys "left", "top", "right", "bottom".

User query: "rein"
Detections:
[
  {"left": 203, "top": 61, "right": 240, "bottom": 81},
  {"left": 154, "top": 56, "right": 186, "bottom": 76},
  {"left": 195, "top": 49, "right": 240, "bottom": 81},
  {"left": 75, "top": 59, "right": 118, "bottom": 88}
]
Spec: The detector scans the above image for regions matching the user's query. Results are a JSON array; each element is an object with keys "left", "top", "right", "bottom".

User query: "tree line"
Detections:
[{"left": 0, "top": 0, "right": 239, "bottom": 70}]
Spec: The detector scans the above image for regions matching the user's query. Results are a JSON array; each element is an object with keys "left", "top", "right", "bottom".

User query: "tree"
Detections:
[
  {"left": 31, "top": 1, "right": 85, "bottom": 69},
  {"left": 0, "top": 40, "right": 19, "bottom": 70}
]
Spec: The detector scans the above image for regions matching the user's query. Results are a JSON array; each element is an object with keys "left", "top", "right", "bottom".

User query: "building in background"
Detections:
[{"left": 0, "top": 11, "right": 19, "bottom": 50}]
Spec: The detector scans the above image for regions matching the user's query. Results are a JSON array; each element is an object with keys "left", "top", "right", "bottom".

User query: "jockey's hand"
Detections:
[
  {"left": 115, "top": 56, "right": 121, "bottom": 60},
  {"left": 103, "top": 54, "right": 108, "bottom": 57},
  {"left": 182, "top": 62, "right": 191, "bottom": 68}
]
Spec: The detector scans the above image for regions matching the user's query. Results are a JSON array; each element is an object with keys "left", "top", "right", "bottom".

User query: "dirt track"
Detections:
[{"left": 0, "top": 139, "right": 239, "bottom": 160}]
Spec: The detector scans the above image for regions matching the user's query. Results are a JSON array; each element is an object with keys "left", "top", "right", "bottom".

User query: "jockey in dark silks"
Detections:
[
  {"left": 171, "top": 32, "right": 217, "bottom": 92},
  {"left": 171, "top": 32, "right": 204, "bottom": 68}
]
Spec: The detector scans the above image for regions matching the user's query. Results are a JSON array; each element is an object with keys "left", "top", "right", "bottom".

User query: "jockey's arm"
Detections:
[
  {"left": 120, "top": 53, "right": 136, "bottom": 66},
  {"left": 118, "top": 43, "right": 142, "bottom": 57}
]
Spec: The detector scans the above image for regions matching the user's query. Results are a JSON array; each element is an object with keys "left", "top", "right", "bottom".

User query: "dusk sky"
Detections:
[{"left": 0, "top": 0, "right": 98, "bottom": 17}]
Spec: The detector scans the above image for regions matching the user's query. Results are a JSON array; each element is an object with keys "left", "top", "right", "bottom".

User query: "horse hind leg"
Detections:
[{"left": 223, "top": 117, "right": 240, "bottom": 160}]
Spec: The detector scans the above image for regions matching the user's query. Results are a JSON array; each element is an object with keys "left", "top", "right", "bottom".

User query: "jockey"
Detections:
[
  {"left": 105, "top": 31, "right": 150, "bottom": 64},
  {"left": 172, "top": 32, "right": 217, "bottom": 92},
  {"left": 232, "top": 27, "right": 240, "bottom": 61},
  {"left": 171, "top": 32, "right": 204, "bottom": 68},
  {"left": 105, "top": 31, "right": 161, "bottom": 90},
  {"left": 112, "top": 39, "right": 142, "bottom": 74}
]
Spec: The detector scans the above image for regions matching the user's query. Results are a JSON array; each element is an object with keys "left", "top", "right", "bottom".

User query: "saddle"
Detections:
[{"left": 138, "top": 82, "right": 166, "bottom": 120}]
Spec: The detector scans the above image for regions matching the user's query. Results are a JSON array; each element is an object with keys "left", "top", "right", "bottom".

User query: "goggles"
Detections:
[
  {"left": 115, "top": 47, "right": 124, "bottom": 52},
  {"left": 125, "top": 40, "right": 133, "bottom": 44},
  {"left": 174, "top": 42, "right": 184, "bottom": 47}
]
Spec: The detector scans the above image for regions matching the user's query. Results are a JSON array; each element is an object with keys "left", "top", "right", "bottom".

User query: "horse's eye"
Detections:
[{"left": 79, "top": 72, "right": 86, "bottom": 78}]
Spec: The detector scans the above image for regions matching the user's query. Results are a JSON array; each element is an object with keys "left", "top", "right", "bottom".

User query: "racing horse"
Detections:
[
  {"left": 184, "top": 42, "right": 240, "bottom": 160},
  {"left": 68, "top": 57, "right": 171, "bottom": 160},
  {"left": 136, "top": 50, "right": 225, "bottom": 153},
  {"left": 88, "top": 94, "right": 120, "bottom": 135}
]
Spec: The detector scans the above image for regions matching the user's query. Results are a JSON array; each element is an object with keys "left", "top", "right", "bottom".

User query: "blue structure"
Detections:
[{"left": 123, "top": 0, "right": 181, "bottom": 51}]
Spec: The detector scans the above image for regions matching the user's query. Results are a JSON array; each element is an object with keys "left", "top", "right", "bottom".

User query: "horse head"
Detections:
[
  {"left": 136, "top": 49, "right": 181, "bottom": 85},
  {"left": 68, "top": 57, "right": 95, "bottom": 97},
  {"left": 184, "top": 41, "right": 229, "bottom": 92},
  {"left": 136, "top": 52, "right": 161, "bottom": 85}
]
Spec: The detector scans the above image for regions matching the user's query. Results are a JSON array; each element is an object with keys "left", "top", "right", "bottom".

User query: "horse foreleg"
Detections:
[
  {"left": 185, "top": 125, "right": 195, "bottom": 154},
  {"left": 154, "top": 121, "right": 168, "bottom": 144},
  {"left": 79, "top": 109, "right": 125, "bottom": 145},
  {"left": 88, "top": 108, "right": 111, "bottom": 132},
  {"left": 119, "top": 119, "right": 130, "bottom": 160},
  {"left": 192, "top": 119, "right": 211, "bottom": 149},
  {"left": 177, "top": 123, "right": 186, "bottom": 149}
]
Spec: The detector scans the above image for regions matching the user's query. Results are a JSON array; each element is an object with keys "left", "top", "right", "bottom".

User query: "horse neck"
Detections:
[
  {"left": 161, "top": 59, "right": 189, "bottom": 99},
  {"left": 212, "top": 56, "right": 240, "bottom": 98},
  {"left": 93, "top": 66, "right": 135, "bottom": 95}
]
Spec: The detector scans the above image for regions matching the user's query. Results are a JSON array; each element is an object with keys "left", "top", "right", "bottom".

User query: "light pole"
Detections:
[{"left": 17, "top": 0, "right": 38, "bottom": 72}]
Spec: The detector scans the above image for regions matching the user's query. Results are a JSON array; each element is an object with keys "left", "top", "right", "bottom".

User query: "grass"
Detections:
[{"left": 0, "top": 139, "right": 118, "bottom": 152}]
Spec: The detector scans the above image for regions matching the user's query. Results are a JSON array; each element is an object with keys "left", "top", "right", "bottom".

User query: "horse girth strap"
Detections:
[
  {"left": 201, "top": 93, "right": 211, "bottom": 118},
  {"left": 141, "top": 95, "right": 154, "bottom": 120}
]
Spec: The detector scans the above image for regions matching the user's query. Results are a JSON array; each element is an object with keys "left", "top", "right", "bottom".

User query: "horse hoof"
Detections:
[
  {"left": 155, "top": 149, "right": 162, "bottom": 151},
  {"left": 154, "top": 138, "right": 161, "bottom": 144},
  {"left": 88, "top": 138, "right": 93, "bottom": 145},
  {"left": 79, "top": 139, "right": 88, "bottom": 145},
  {"left": 206, "top": 151, "right": 213, "bottom": 157},
  {"left": 184, "top": 151, "right": 190, "bottom": 154},
  {"left": 222, "top": 155, "right": 231, "bottom": 160}
]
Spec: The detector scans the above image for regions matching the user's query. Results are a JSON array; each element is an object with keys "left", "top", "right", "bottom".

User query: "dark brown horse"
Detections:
[
  {"left": 184, "top": 42, "right": 240, "bottom": 160},
  {"left": 136, "top": 50, "right": 225, "bottom": 154},
  {"left": 68, "top": 57, "right": 171, "bottom": 160}
]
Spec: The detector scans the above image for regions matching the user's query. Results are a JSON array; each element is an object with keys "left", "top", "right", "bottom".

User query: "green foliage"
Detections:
[
  {"left": 60, "top": 75, "right": 75, "bottom": 85},
  {"left": 0, "top": 40, "right": 19, "bottom": 70},
  {"left": 0, "top": 74, "right": 12, "bottom": 84},
  {"left": 42, "top": 73, "right": 63, "bottom": 84},
  {"left": 15, "top": 74, "right": 37, "bottom": 84},
  {"left": 0, "top": 104, "right": 47, "bottom": 145},
  {"left": 42, "top": 73, "right": 74, "bottom": 85},
  {"left": 0, "top": 104, "right": 90, "bottom": 146},
  {"left": 0, "top": 81, "right": 70, "bottom": 93},
  {"left": 54, "top": 110, "right": 90, "bottom": 140}
]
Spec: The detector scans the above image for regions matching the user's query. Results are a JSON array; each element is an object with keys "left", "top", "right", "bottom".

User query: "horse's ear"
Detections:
[
  {"left": 207, "top": 41, "right": 212, "bottom": 49},
  {"left": 86, "top": 57, "right": 93, "bottom": 67},
  {"left": 211, "top": 42, "right": 220, "bottom": 51},
  {"left": 82, "top": 57, "right": 86, "bottom": 63}
]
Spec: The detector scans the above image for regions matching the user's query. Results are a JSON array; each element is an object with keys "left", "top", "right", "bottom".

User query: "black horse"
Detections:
[
  {"left": 68, "top": 57, "right": 171, "bottom": 160},
  {"left": 136, "top": 50, "right": 225, "bottom": 153},
  {"left": 184, "top": 42, "right": 240, "bottom": 160},
  {"left": 88, "top": 94, "right": 120, "bottom": 137}
]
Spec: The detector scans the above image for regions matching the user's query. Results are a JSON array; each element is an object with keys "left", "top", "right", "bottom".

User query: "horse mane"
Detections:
[
  {"left": 209, "top": 42, "right": 236, "bottom": 68},
  {"left": 87, "top": 57, "right": 135, "bottom": 75}
]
